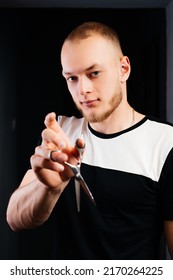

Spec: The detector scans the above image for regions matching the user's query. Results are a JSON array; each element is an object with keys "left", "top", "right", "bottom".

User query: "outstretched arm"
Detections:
[{"left": 6, "top": 112, "right": 82, "bottom": 231}]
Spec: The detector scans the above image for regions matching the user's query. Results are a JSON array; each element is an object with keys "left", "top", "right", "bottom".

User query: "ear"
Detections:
[{"left": 120, "top": 56, "right": 131, "bottom": 82}]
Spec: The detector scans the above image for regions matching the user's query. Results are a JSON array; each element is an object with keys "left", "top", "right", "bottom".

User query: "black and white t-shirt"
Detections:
[{"left": 50, "top": 115, "right": 173, "bottom": 259}]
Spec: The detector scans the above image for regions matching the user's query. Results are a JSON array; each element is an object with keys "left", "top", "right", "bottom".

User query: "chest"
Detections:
[{"left": 80, "top": 163, "right": 159, "bottom": 215}]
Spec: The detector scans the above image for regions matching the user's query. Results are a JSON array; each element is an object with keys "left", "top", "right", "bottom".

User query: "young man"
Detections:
[{"left": 7, "top": 22, "right": 173, "bottom": 259}]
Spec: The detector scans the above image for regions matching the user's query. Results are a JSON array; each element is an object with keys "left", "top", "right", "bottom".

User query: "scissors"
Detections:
[{"left": 64, "top": 138, "right": 96, "bottom": 211}]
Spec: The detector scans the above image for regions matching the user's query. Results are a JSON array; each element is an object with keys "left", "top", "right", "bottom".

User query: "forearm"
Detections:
[{"left": 6, "top": 179, "right": 64, "bottom": 231}]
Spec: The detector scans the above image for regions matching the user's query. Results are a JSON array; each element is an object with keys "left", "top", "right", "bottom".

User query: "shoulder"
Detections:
[
  {"left": 145, "top": 116, "right": 173, "bottom": 165},
  {"left": 143, "top": 117, "right": 173, "bottom": 155},
  {"left": 145, "top": 116, "right": 173, "bottom": 137}
]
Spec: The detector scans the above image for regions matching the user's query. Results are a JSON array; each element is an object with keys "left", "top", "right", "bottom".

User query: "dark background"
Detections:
[{"left": 0, "top": 7, "right": 166, "bottom": 259}]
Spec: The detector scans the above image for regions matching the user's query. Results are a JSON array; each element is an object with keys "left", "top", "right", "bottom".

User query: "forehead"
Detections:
[{"left": 61, "top": 35, "right": 117, "bottom": 72}]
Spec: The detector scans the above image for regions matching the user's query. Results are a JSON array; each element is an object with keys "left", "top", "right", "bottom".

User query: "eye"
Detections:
[
  {"left": 67, "top": 76, "right": 77, "bottom": 82},
  {"left": 90, "top": 71, "right": 100, "bottom": 78}
]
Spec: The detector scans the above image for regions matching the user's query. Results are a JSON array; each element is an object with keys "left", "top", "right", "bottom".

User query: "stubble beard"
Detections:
[{"left": 75, "top": 89, "right": 123, "bottom": 123}]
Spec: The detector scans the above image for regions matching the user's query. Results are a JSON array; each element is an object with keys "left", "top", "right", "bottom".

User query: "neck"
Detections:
[{"left": 89, "top": 105, "right": 144, "bottom": 134}]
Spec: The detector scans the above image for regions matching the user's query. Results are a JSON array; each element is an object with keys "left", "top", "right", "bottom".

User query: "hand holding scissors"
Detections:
[{"left": 64, "top": 138, "right": 96, "bottom": 209}]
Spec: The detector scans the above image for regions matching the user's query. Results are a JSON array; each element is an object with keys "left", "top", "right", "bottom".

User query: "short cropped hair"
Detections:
[{"left": 64, "top": 21, "right": 122, "bottom": 52}]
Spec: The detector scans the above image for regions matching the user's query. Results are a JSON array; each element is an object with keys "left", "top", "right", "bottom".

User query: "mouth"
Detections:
[{"left": 80, "top": 98, "right": 99, "bottom": 107}]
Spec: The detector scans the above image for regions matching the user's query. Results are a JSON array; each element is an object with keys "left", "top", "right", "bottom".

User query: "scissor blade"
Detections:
[
  {"left": 75, "top": 180, "right": 81, "bottom": 212},
  {"left": 64, "top": 161, "right": 96, "bottom": 206},
  {"left": 76, "top": 174, "right": 96, "bottom": 206}
]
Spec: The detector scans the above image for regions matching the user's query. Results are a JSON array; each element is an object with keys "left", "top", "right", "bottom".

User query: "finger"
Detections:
[
  {"left": 49, "top": 150, "right": 68, "bottom": 163},
  {"left": 41, "top": 139, "right": 58, "bottom": 150},
  {"left": 35, "top": 146, "right": 68, "bottom": 163},
  {"left": 76, "top": 137, "right": 85, "bottom": 149},
  {"left": 44, "top": 112, "right": 61, "bottom": 132},
  {"left": 41, "top": 128, "right": 66, "bottom": 150},
  {"left": 31, "top": 154, "right": 65, "bottom": 173},
  {"left": 74, "top": 137, "right": 85, "bottom": 159},
  {"left": 44, "top": 112, "right": 71, "bottom": 150}
]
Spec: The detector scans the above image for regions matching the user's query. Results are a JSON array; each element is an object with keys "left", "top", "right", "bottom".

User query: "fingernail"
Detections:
[{"left": 58, "top": 164, "right": 64, "bottom": 172}]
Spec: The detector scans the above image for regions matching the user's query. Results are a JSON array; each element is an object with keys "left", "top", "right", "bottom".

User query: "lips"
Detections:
[{"left": 81, "top": 98, "right": 99, "bottom": 107}]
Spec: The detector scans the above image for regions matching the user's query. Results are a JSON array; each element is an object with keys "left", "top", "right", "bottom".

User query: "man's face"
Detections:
[{"left": 61, "top": 35, "right": 124, "bottom": 123}]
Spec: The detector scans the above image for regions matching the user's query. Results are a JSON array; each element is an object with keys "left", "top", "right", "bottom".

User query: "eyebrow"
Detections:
[{"left": 62, "top": 63, "right": 100, "bottom": 76}]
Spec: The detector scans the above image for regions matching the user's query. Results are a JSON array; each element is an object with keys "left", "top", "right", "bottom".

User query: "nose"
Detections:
[{"left": 78, "top": 76, "right": 92, "bottom": 96}]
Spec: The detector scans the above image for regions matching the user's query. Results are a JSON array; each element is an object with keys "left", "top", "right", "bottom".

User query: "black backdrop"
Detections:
[{"left": 0, "top": 7, "right": 166, "bottom": 259}]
